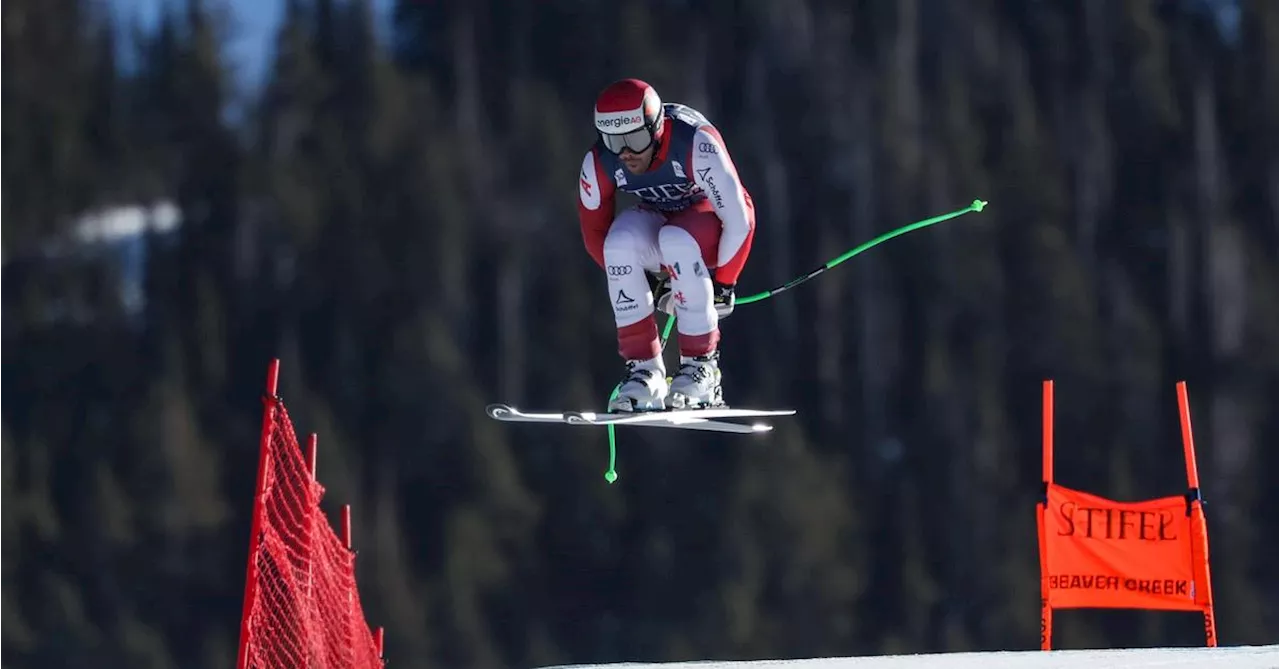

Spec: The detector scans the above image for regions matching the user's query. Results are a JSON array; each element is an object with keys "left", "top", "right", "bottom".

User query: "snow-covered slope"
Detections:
[{"left": 539, "top": 644, "right": 1278, "bottom": 669}]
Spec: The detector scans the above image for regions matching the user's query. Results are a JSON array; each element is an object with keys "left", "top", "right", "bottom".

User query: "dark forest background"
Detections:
[{"left": 3, "top": 0, "right": 1277, "bottom": 668}]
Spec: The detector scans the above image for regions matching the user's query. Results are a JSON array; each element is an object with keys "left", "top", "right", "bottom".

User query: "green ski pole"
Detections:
[{"left": 601, "top": 199, "right": 989, "bottom": 483}]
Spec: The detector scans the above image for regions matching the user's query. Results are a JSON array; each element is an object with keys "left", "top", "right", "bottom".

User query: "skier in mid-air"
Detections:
[{"left": 577, "top": 78, "right": 757, "bottom": 412}]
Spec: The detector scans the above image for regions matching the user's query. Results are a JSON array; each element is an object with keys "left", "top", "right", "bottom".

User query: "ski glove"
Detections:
[
  {"left": 713, "top": 280, "right": 735, "bottom": 319},
  {"left": 649, "top": 272, "right": 674, "bottom": 315},
  {"left": 652, "top": 272, "right": 734, "bottom": 318}
]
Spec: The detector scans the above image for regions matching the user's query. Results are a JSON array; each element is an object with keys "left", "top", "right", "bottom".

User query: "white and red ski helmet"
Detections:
[{"left": 593, "top": 78, "right": 664, "bottom": 154}]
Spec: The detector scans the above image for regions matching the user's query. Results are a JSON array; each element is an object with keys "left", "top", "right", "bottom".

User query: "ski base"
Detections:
[{"left": 485, "top": 403, "right": 795, "bottom": 434}]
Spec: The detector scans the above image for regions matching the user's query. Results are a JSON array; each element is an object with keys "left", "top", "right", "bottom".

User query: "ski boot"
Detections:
[
  {"left": 668, "top": 350, "right": 724, "bottom": 409},
  {"left": 608, "top": 356, "right": 669, "bottom": 412}
]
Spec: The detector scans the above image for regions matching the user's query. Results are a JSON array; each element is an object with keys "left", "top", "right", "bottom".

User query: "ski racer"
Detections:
[{"left": 577, "top": 78, "right": 757, "bottom": 412}]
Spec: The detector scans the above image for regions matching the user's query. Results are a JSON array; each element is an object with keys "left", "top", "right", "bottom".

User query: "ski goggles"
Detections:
[{"left": 600, "top": 127, "right": 655, "bottom": 154}]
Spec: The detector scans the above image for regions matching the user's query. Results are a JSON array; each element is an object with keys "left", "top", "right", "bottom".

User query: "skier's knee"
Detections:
[
  {"left": 658, "top": 225, "right": 699, "bottom": 264},
  {"left": 604, "top": 227, "right": 642, "bottom": 261}
]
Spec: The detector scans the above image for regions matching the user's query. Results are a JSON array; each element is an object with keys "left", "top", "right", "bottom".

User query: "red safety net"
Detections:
[{"left": 237, "top": 360, "right": 385, "bottom": 669}]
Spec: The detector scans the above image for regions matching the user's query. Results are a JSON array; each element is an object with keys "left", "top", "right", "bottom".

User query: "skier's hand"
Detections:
[
  {"left": 648, "top": 272, "right": 674, "bottom": 315},
  {"left": 713, "top": 280, "right": 735, "bottom": 319}
]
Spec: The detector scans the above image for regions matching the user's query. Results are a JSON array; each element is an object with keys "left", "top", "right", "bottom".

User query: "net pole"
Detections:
[{"left": 237, "top": 358, "right": 281, "bottom": 669}]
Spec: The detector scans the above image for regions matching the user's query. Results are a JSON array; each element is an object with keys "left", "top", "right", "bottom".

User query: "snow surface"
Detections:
[{"left": 539, "top": 645, "right": 1279, "bottom": 669}]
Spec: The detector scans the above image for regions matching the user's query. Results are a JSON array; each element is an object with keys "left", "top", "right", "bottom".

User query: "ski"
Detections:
[
  {"left": 485, "top": 404, "right": 568, "bottom": 424},
  {"left": 485, "top": 403, "right": 794, "bottom": 434}
]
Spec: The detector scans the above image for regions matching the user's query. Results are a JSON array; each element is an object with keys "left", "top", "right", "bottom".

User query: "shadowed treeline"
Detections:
[{"left": 3, "top": 1, "right": 1276, "bottom": 668}]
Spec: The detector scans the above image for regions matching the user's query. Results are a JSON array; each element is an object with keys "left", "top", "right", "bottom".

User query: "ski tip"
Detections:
[
  {"left": 486, "top": 403, "right": 515, "bottom": 419},
  {"left": 563, "top": 411, "right": 604, "bottom": 425}
]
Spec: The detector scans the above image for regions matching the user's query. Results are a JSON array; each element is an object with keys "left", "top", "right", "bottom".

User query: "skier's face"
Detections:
[{"left": 619, "top": 144, "right": 654, "bottom": 174}]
